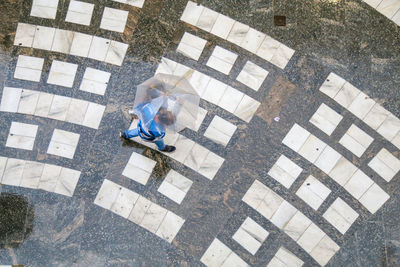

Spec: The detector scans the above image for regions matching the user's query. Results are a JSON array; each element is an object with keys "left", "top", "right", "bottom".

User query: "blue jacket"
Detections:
[{"left": 135, "top": 103, "right": 166, "bottom": 141}]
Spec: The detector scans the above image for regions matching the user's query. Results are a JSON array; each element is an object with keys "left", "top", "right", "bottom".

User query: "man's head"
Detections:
[{"left": 157, "top": 108, "right": 175, "bottom": 126}]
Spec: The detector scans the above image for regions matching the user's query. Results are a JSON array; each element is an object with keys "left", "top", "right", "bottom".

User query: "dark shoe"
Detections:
[
  {"left": 120, "top": 131, "right": 128, "bottom": 140},
  {"left": 161, "top": 145, "right": 176, "bottom": 152}
]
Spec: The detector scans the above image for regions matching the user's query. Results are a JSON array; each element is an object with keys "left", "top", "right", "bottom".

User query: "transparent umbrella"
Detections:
[{"left": 132, "top": 72, "right": 200, "bottom": 133}]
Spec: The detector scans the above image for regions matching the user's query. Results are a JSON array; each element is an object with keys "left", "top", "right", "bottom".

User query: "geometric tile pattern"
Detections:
[
  {"left": 94, "top": 179, "right": 185, "bottom": 243},
  {"left": 363, "top": 0, "right": 400, "bottom": 26},
  {"left": 242, "top": 179, "right": 340, "bottom": 266},
  {"left": 156, "top": 57, "right": 260, "bottom": 122},
  {"left": 6, "top": 122, "right": 38, "bottom": 151},
  {"left": 204, "top": 115, "right": 237, "bottom": 147},
  {"left": 319, "top": 72, "right": 400, "bottom": 150},
  {"left": 339, "top": 124, "right": 374, "bottom": 157},
  {"left": 200, "top": 238, "right": 248, "bottom": 267},
  {"left": 282, "top": 123, "right": 390, "bottom": 214},
  {"left": 111, "top": 0, "right": 145, "bottom": 8},
  {"left": 323, "top": 198, "right": 359, "bottom": 234},
  {"left": 47, "top": 60, "right": 78, "bottom": 88},
  {"left": 30, "top": 0, "right": 59, "bottom": 19},
  {"left": 309, "top": 103, "right": 343, "bottom": 136},
  {"left": 232, "top": 217, "right": 269, "bottom": 255},
  {"left": 177, "top": 32, "right": 207, "bottom": 61},
  {"left": 100, "top": 7, "right": 129, "bottom": 33},
  {"left": 181, "top": 1, "right": 295, "bottom": 69},
  {"left": 267, "top": 154, "right": 303, "bottom": 189},
  {"left": 295, "top": 175, "right": 331, "bottom": 210},
  {"left": 0, "top": 156, "right": 80, "bottom": 196},
  {"left": 122, "top": 152, "right": 156, "bottom": 185},
  {"left": 236, "top": 61, "right": 269, "bottom": 91},
  {"left": 206, "top": 46, "right": 238, "bottom": 75},
  {"left": 13, "top": 23, "right": 129, "bottom": 66},
  {"left": 65, "top": 0, "right": 94, "bottom": 26},
  {"left": 158, "top": 170, "right": 193, "bottom": 204},
  {"left": 79, "top": 67, "right": 111, "bottom": 95},
  {"left": 47, "top": 129, "right": 80, "bottom": 159},
  {"left": 14, "top": 55, "right": 44, "bottom": 82},
  {"left": 267, "top": 247, "right": 304, "bottom": 267},
  {"left": 129, "top": 120, "right": 225, "bottom": 180},
  {"left": 0, "top": 87, "right": 106, "bottom": 129},
  {"left": 368, "top": 148, "right": 400, "bottom": 182}
]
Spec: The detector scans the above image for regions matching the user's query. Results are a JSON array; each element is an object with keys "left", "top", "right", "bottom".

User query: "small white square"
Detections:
[
  {"left": 202, "top": 78, "right": 228, "bottom": 105},
  {"left": 65, "top": 0, "right": 94, "bottom": 26},
  {"left": 240, "top": 28, "right": 265, "bottom": 53},
  {"left": 6, "top": 122, "right": 38, "bottom": 150},
  {"left": 242, "top": 180, "right": 270, "bottom": 210},
  {"left": 376, "top": 0, "right": 400, "bottom": 18},
  {"left": 377, "top": 114, "right": 400, "bottom": 141},
  {"left": 314, "top": 145, "right": 342, "bottom": 174},
  {"left": 270, "top": 201, "right": 297, "bottom": 229},
  {"left": 269, "top": 43, "right": 295, "bottom": 69},
  {"left": 14, "top": 23, "right": 36, "bottom": 47},
  {"left": 155, "top": 211, "right": 185, "bottom": 243},
  {"left": 339, "top": 124, "right": 374, "bottom": 157},
  {"left": 200, "top": 239, "right": 232, "bottom": 267},
  {"left": 206, "top": 46, "right": 237, "bottom": 75},
  {"left": 31, "top": 0, "right": 59, "bottom": 19},
  {"left": 323, "top": 198, "right": 358, "bottom": 234},
  {"left": 70, "top": 32, "right": 93, "bottom": 57},
  {"left": 105, "top": 41, "right": 129, "bottom": 66},
  {"left": 54, "top": 167, "right": 80, "bottom": 196},
  {"left": 80, "top": 67, "right": 111, "bottom": 95},
  {"left": 82, "top": 102, "right": 106, "bottom": 129},
  {"left": 368, "top": 148, "right": 400, "bottom": 182},
  {"left": 48, "top": 95, "right": 71, "bottom": 121},
  {"left": 333, "top": 82, "right": 361, "bottom": 109},
  {"left": 65, "top": 98, "right": 89, "bottom": 125},
  {"left": 94, "top": 179, "right": 122, "bottom": 209},
  {"left": 34, "top": 92, "right": 53, "bottom": 117},
  {"left": 210, "top": 14, "right": 235, "bottom": 39},
  {"left": 140, "top": 203, "right": 167, "bottom": 233},
  {"left": 328, "top": 156, "right": 358, "bottom": 186},
  {"left": 268, "top": 155, "right": 302, "bottom": 189},
  {"left": 0, "top": 87, "right": 22, "bottom": 113},
  {"left": 177, "top": 32, "right": 207, "bottom": 61},
  {"left": 168, "top": 135, "right": 195, "bottom": 163},
  {"left": 32, "top": 25, "right": 55, "bottom": 50},
  {"left": 47, "top": 129, "right": 80, "bottom": 159},
  {"left": 348, "top": 92, "right": 376, "bottom": 119},
  {"left": 236, "top": 61, "right": 269, "bottom": 91},
  {"left": 309, "top": 235, "right": 340, "bottom": 266},
  {"left": 227, "top": 21, "right": 250, "bottom": 46},
  {"left": 51, "top": 29, "right": 74, "bottom": 54},
  {"left": 218, "top": 86, "right": 244, "bottom": 114},
  {"left": 180, "top": 1, "right": 204, "bottom": 25},
  {"left": 282, "top": 123, "right": 310, "bottom": 152},
  {"left": 256, "top": 35, "right": 280, "bottom": 62},
  {"left": 100, "top": 7, "right": 129, "bottom": 33},
  {"left": 283, "top": 211, "right": 312, "bottom": 241},
  {"left": 47, "top": 60, "right": 78, "bottom": 88},
  {"left": 128, "top": 152, "right": 156, "bottom": 173},
  {"left": 358, "top": 183, "right": 390, "bottom": 214},
  {"left": 297, "top": 223, "right": 325, "bottom": 253},
  {"left": 271, "top": 248, "right": 304, "bottom": 267},
  {"left": 187, "top": 70, "right": 210, "bottom": 97},
  {"left": 183, "top": 143, "right": 210, "bottom": 171},
  {"left": 158, "top": 181, "right": 187, "bottom": 204},
  {"left": 17, "top": 89, "right": 40, "bottom": 115},
  {"left": 309, "top": 103, "right": 343, "bottom": 136},
  {"left": 343, "top": 169, "right": 374, "bottom": 199},
  {"left": 198, "top": 151, "right": 224, "bottom": 180},
  {"left": 110, "top": 187, "right": 139, "bottom": 218},
  {"left": 196, "top": 7, "right": 219, "bottom": 32},
  {"left": 363, "top": 103, "right": 391, "bottom": 130},
  {"left": 2, "top": 158, "right": 26, "bottom": 186},
  {"left": 128, "top": 195, "right": 152, "bottom": 224},
  {"left": 233, "top": 94, "right": 260, "bottom": 122},
  {"left": 319, "top": 72, "right": 347, "bottom": 99},
  {"left": 204, "top": 116, "right": 237, "bottom": 146},
  {"left": 233, "top": 217, "right": 269, "bottom": 255},
  {"left": 298, "top": 134, "right": 327, "bottom": 163},
  {"left": 37, "top": 164, "right": 62, "bottom": 192},
  {"left": 88, "top": 36, "right": 110, "bottom": 61},
  {"left": 296, "top": 176, "right": 331, "bottom": 210},
  {"left": 122, "top": 164, "right": 151, "bottom": 185}
]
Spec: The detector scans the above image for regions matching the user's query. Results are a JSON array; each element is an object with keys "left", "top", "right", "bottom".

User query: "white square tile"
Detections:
[
  {"left": 65, "top": 0, "right": 94, "bottom": 26},
  {"left": 196, "top": 7, "right": 219, "bottom": 32},
  {"left": 298, "top": 134, "right": 327, "bottom": 163},
  {"left": 37, "top": 163, "right": 61, "bottom": 192},
  {"left": 140, "top": 203, "right": 168, "bottom": 233},
  {"left": 94, "top": 179, "right": 121, "bottom": 209},
  {"left": 274, "top": 247, "right": 304, "bottom": 267},
  {"left": 218, "top": 86, "right": 244, "bottom": 113},
  {"left": 358, "top": 183, "right": 390, "bottom": 214},
  {"left": 51, "top": 29, "right": 74, "bottom": 54},
  {"left": 17, "top": 89, "right": 40, "bottom": 115},
  {"left": 70, "top": 32, "right": 93, "bottom": 57},
  {"left": 369, "top": 148, "right": 400, "bottom": 182},
  {"left": 34, "top": 92, "right": 53, "bottom": 117},
  {"left": 100, "top": 7, "right": 129, "bottom": 33},
  {"left": 82, "top": 103, "right": 105, "bottom": 129},
  {"left": 348, "top": 91, "right": 376, "bottom": 119},
  {"left": 201, "top": 239, "right": 231, "bottom": 267},
  {"left": 309, "top": 103, "right": 343, "bottom": 135},
  {"left": 47, "top": 129, "right": 80, "bottom": 159},
  {"left": 54, "top": 167, "right": 80, "bottom": 196},
  {"left": 203, "top": 126, "right": 230, "bottom": 146},
  {"left": 105, "top": 41, "right": 129, "bottom": 66},
  {"left": 184, "top": 143, "right": 210, "bottom": 171},
  {"left": 268, "top": 156, "right": 301, "bottom": 189},
  {"left": 187, "top": 70, "right": 210, "bottom": 97},
  {"left": 283, "top": 211, "right": 312, "bottom": 241},
  {"left": 392, "top": 8, "right": 400, "bottom": 25},
  {"left": 328, "top": 156, "right": 358, "bottom": 186},
  {"left": 282, "top": 123, "right": 310, "bottom": 152},
  {"left": 188, "top": 107, "right": 207, "bottom": 132},
  {"left": 32, "top": 25, "right": 55, "bottom": 50},
  {"left": 211, "top": 14, "right": 235, "bottom": 39},
  {"left": 204, "top": 116, "right": 237, "bottom": 146},
  {"left": 177, "top": 32, "right": 207, "bottom": 61},
  {"left": 363, "top": 103, "right": 391, "bottom": 130},
  {"left": 110, "top": 187, "right": 139, "bottom": 218},
  {"left": 2, "top": 158, "right": 26, "bottom": 186},
  {"left": 180, "top": 1, "right": 204, "bottom": 25},
  {"left": 343, "top": 169, "right": 374, "bottom": 199},
  {"left": 47, "top": 95, "right": 71, "bottom": 121},
  {"left": 156, "top": 57, "right": 176, "bottom": 75},
  {"left": 206, "top": 56, "right": 233, "bottom": 75},
  {"left": 314, "top": 145, "right": 342, "bottom": 174},
  {"left": 309, "top": 235, "right": 340, "bottom": 266},
  {"left": 168, "top": 135, "right": 195, "bottom": 163},
  {"left": 275, "top": 155, "right": 303, "bottom": 179},
  {"left": 257, "top": 188, "right": 285, "bottom": 220},
  {"left": 198, "top": 151, "right": 224, "bottom": 180},
  {"left": 0, "top": 87, "right": 22, "bottom": 112},
  {"left": 211, "top": 46, "right": 238, "bottom": 64},
  {"left": 155, "top": 211, "right": 185, "bottom": 243},
  {"left": 339, "top": 124, "right": 373, "bottom": 157},
  {"left": 158, "top": 181, "right": 187, "bottom": 204},
  {"left": 202, "top": 78, "right": 228, "bottom": 105},
  {"left": 227, "top": 21, "right": 250, "bottom": 46},
  {"left": 128, "top": 152, "right": 156, "bottom": 173},
  {"left": 256, "top": 35, "right": 281, "bottom": 62},
  {"left": 241, "top": 217, "right": 269, "bottom": 242},
  {"left": 31, "top": 0, "right": 58, "bottom": 19},
  {"left": 88, "top": 36, "right": 110, "bottom": 61},
  {"left": 122, "top": 164, "right": 151, "bottom": 185},
  {"left": 221, "top": 251, "right": 248, "bottom": 267},
  {"left": 233, "top": 94, "right": 260, "bottom": 122},
  {"left": 376, "top": 0, "right": 400, "bottom": 18},
  {"left": 236, "top": 61, "right": 269, "bottom": 91},
  {"left": 16, "top": 55, "right": 44, "bottom": 69},
  {"left": 267, "top": 257, "right": 286, "bottom": 267},
  {"left": 392, "top": 132, "right": 400, "bottom": 149},
  {"left": 6, "top": 122, "right": 38, "bottom": 150},
  {"left": 128, "top": 196, "right": 151, "bottom": 224},
  {"left": 242, "top": 180, "right": 269, "bottom": 210},
  {"left": 233, "top": 227, "right": 262, "bottom": 255},
  {"left": 125, "top": 0, "right": 145, "bottom": 8},
  {"left": 270, "top": 201, "right": 297, "bottom": 229},
  {"left": 269, "top": 44, "right": 295, "bottom": 69},
  {"left": 363, "top": 0, "right": 384, "bottom": 8},
  {"left": 165, "top": 170, "right": 192, "bottom": 193},
  {"left": 296, "top": 223, "right": 325, "bottom": 253},
  {"left": 240, "top": 28, "right": 265, "bottom": 53},
  {"left": 65, "top": 98, "right": 89, "bottom": 125},
  {"left": 80, "top": 68, "right": 110, "bottom": 95},
  {"left": 333, "top": 82, "right": 361, "bottom": 109},
  {"left": 323, "top": 198, "right": 358, "bottom": 234},
  {"left": 0, "top": 157, "right": 8, "bottom": 180},
  {"left": 47, "top": 60, "right": 78, "bottom": 88},
  {"left": 14, "top": 23, "right": 36, "bottom": 47},
  {"left": 319, "top": 72, "right": 346, "bottom": 98},
  {"left": 296, "top": 176, "right": 331, "bottom": 210},
  {"left": 377, "top": 114, "right": 400, "bottom": 141},
  {"left": 14, "top": 67, "right": 42, "bottom": 82}
]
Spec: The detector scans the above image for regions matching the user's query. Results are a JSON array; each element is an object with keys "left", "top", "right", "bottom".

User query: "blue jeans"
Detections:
[{"left": 124, "top": 128, "right": 165, "bottom": 151}]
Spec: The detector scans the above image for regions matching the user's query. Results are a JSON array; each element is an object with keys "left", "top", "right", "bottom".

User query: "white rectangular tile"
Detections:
[
  {"left": 122, "top": 164, "right": 151, "bottom": 185},
  {"left": 282, "top": 123, "right": 310, "bottom": 152},
  {"left": 0, "top": 157, "right": 8, "bottom": 181},
  {"left": 204, "top": 126, "right": 231, "bottom": 146},
  {"left": 314, "top": 145, "right": 342, "bottom": 174},
  {"left": 236, "top": 61, "right": 269, "bottom": 91},
  {"left": 32, "top": 25, "right": 55, "bottom": 50},
  {"left": 198, "top": 151, "right": 224, "bottom": 180},
  {"left": 298, "top": 135, "right": 327, "bottom": 163},
  {"left": 270, "top": 201, "right": 297, "bottom": 228},
  {"left": 269, "top": 44, "right": 295, "bottom": 69},
  {"left": 233, "top": 227, "right": 262, "bottom": 255},
  {"left": 177, "top": 32, "right": 207, "bottom": 61},
  {"left": 220, "top": 250, "right": 248, "bottom": 267},
  {"left": 358, "top": 183, "right": 390, "bottom": 214},
  {"left": 0, "top": 87, "right": 22, "bottom": 112},
  {"left": 47, "top": 129, "right": 80, "bottom": 159},
  {"left": 8, "top": 120, "right": 38, "bottom": 137},
  {"left": 65, "top": 0, "right": 94, "bottom": 26},
  {"left": 319, "top": 72, "right": 346, "bottom": 98},
  {"left": 168, "top": 135, "right": 195, "bottom": 163},
  {"left": 180, "top": 1, "right": 204, "bottom": 25},
  {"left": 70, "top": 32, "right": 93, "bottom": 57},
  {"left": 14, "top": 23, "right": 36, "bottom": 47},
  {"left": 105, "top": 41, "right": 128, "bottom": 66},
  {"left": 233, "top": 94, "right": 260, "bottom": 122},
  {"left": 268, "top": 164, "right": 297, "bottom": 189},
  {"left": 309, "top": 235, "right": 340, "bottom": 266},
  {"left": 2, "top": 158, "right": 26, "bottom": 186},
  {"left": 275, "top": 155, "right": 303, "bottom": 182},
  {"left": 94, "top": 179, "right": 121, "bottom": 209},
  {"left": 37, "top": 164, "right": 61, "bottom": 192},
  {"left": 206, "top": 56, "right": 234, "bottom": 75},
  {"left": 297, "top": 223, "right": 325, "bottom": 253},
  {"left": 348, "top": 91, "right": 376, "bottom": 119},
  {"left": 218, "top": 86, "right": 244, "bottom": 113},
  {"left": 100, "top": 7, "right": 129, "bottom": 33},
  {"left": 368, "top": 148, "right": 400, "bottom": 182},
  {"left": 202, "top": 78, "right": 228, "bottom": 105},
  {"left": 274, "top": 247, "right": 304, "bottom": 267},
  {"left": 339, "top": 126, "right": 372, "bottom": 158},
  {"left": 82, "top": 102, "right": 105, "bottom": 129},
  {"left": 240, "top": 28, "right": 265, "bottom": 53},
  {"left": 196, "top": 7, "right": 219, "bottom": 32},
  {"left": 88, "top": 36, "right": 110, "bottom": 61},
  {"left": 201, "top": 238, "right": 232, "bottom": 267},
  {"left": 20, "top": 161, "right": 43, "bottom": 189},
  {"left": 183, "top": 143, "right": 209, "bottom": 171},
  {"left": 283, "top": 211, "right": 312, "bottom": 241},
  {"left": 187, "top": 70, "right": 210, "bottom": 97},
  {"left": 51, "top": 29, "right": 74, "bottom": 54},
  {"left": 242, "top": 180, "right": 270, "bottom": 210},
  {"left": 128, "top": 196, "right": 151, "bottom": 224},
  {"left": 34, "top": 92, "right": 53, "bottom": 117},
  {"left": 376, "top": 0, "right": 400, "bottom": 18},
  {"left": 256, "top": 35, "right": 281, "bottom": 62},
  {"left": 158, "top": 181, "right": 187, "bottom": 204},
  {"left": 296, "top": 176, "right": 330, "bottom": 210},
  {"left": 65, "top": 98, "right": 89, "bottom": 125},
  {"left": 343, "top": 169, "right": 374, "bottom": 199},
  {"left": 363, "top": 103, "right": 390, "bottom": 130},
  {"left": 333, "top": 82, "right": 361, "bottom": 109},
  {"left": 48, "top": 95, "right": 71, "bottom": 121},
  {"left": 17, "top": 89, "right": 40, "bottom": 115},
  {"left": 54, "top": 167, "right": 80, "bottom": 196},
  {"left": 377, "top": 114, "right": 400, "bottom": 141},
  {"left": 256, "top": 188, "right": 284, "bottom": 220},
  {"left": 211, "top": 14, "right": 235, "bottom": 39},
  {"left": 323, "top": 198, "right": 358, "bottom": 234},
  {"left": 16, "top": 55, "right": 44, "bottom": 69},
  {"left": 309, "top": 103, "right": 343, "bottom": 135},
  {"left": 328, "top": 156, "right": 358, "bottom": 186},
  {"left": 227, "top": 21, "right": 250, "bottom": 46},
  {"left": 6, "top": 122, "right": 38, "bottom": 150},
  {"left": 47, "top": 60, "right": 78, "bottom": 87},
  {"left": 31, "top": 2, "right": 58, "bottom": 19},
  {"left": 110, "top": 187, "right": 139, "bottom": 218},
  {"left": 155, "top": 211, "right": 185, "bottom": 243},
  {"left": 128, "top": 152, "right": 157, "bottom": 173},
  {"left": 140, "top": 203, "right": 168, "bottom": 233}
]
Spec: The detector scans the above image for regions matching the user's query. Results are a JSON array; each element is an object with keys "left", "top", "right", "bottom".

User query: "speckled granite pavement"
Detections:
[{"left": 0, "top": 0, "right": 399, "bottom": 266}]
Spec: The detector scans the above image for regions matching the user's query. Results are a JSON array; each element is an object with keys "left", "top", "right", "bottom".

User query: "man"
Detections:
[{"left": 120, "top": 103, "right": 176, "bottom": 152}]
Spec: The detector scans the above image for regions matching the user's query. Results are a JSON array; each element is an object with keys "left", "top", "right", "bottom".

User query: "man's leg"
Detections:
[
  {"left": 121, "top": 128, "right": 139, "bottom": 139},
  {"left": 154, "top": 139, "right": 166, "bottom": 150}
]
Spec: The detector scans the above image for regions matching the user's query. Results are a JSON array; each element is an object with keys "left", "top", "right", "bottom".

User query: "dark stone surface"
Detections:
[{"left": 0, "top": 0, "right": 399, "bottom": 266}]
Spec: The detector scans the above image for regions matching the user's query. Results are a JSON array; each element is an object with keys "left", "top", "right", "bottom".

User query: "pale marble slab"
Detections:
[
  {"left": 122, "top": 164, "right": 151, "bottom": 185},
  {"left": 339, "top": 124, "right": 373, "bottom": 157},
  {"left": 6, "top": 122, "right": 38, "bottom": 150},
  {"left": 328, "top": 156, "right": 358, "bottom": 186},
  {"left": 47, "top": 129, "right": 80, "bottom": 159},
  {"left": 198, "top": 151, "right": 224, "bottom": 180},
  {"left": 126, "top": 0, "right": 145, "bottom": 8},
  {"left": 358, "top": 183, "right": 390, "bottom": 214},
  {"left": 110, "top": 187, "right": 139, "bottom": 218},
  {"left": 348, "top": 91, "right": 376, "bottom": 119},
  {"left": 187, "top": 70, "right": 210, "bottom": 97},
  {"left": 242, "top": 180, "right": 270, "bottom": 210},
  {"left": 128, "top": 195, "right": 152, "bottom": 224},
  {"left": 233, "top": 217, "right": 268, "bottom": 255},
  {"left": 272, "top": 247, "right": 304, "bottom": 267},
  {"left": 105, "top": 41, "right": 129, "bottom": 66},
  {"left": 128, "top": 152, "right": 156, "bottom": 173},
  {"left": 343, "top": 169, "right": 374, "bottom": 199},
  {"left": 221, "top": 252, "right": 248, "bottom": 267},
  {"left": 183, "top": 143, "right": 210, "bottom": 171},
  {"left": 269, "top": 43, "right": 295, "bottom": 69},
  {"left": 236, "top": 61, "right": 269, "bottom": 91},
  {"left": 54, "top": 167, "right": 80, "bottom": 196},
  {"left": 298, "top": 135, "right": 327, "bottom": 163},
  {"left": 155, "top": 211, "right": 185, "bottom": 243},
  {"left": 377, "top": 114, "right": 400, "bottom": 141},
  {"left": 204, "top": 116, "right": 237, "bottom": 146},
  {"left": 206, "top": 55, "right": 234, "bottom": 75},
  {"left": 211, "top": 14, "right": 235, "bottom": 39},
  {"left": 70, "top": 32, "right": 93, "bottom": 57},
  {"left": 363, "top": 0, "right": 385, "bottom": 8},
  {"left": 333, "top": 82, "right": 361, "bottom": 109},
  {"left": 314, "top": 145, "right": 342, "bottom": 174},
  {"left": 0, "top": 87, "right": 22, "bottom": 112},
  {"left": 82, "top": 103, "right": 106, "bottom": 129},
  {"left": 296, "top": 175, "right": 331, "bottom": 210},
  {"left": 158, "top": 181, "right": 187, "bottom": 204},
  {"left": 100, "top": 7, "right": 129, "bottom": 33},
  {"left": 233, "top": 94, "right": 260, "bottom": 122},
  {"left": 218, "top": 86, "right": 244, "bottom": 113},
  {"left": 32, "top": 25, "right": 55, "bottom": 50},
  {"left": 270, "top": 201, "right": 297, "bottom": 228},
  {"left": 363, "top": 103, "right": 391, "bottom": 130},
  {"left": 65, "top": 0, "right": 94, "bottom": 26},
  {"left": 296, "top": 223, "right": 325, "bottom": 253},
  {"left": 2, "top": 158, "right": 26, "bottom": 186},
  {"left": 376, "top": 0, "right": 400, "bottom": 18},
  {"left": 47, "top": 60, "right": 78, "bottom": 87},
  {"left": 38, "top": 164, "right": 62, "bottom": 192},
  {"left": 196, "top": 7, "right": 219, "bottom": 32},
  {"left": 17, "top": 89, "right": 40, "bottom": 115},
  {"left": 169, "top": 135, "right": 196, "bottom": 163},
  {"left": 140, "top": 203, "right": 168, "bottom": 233},
  {"left": 94, "top": 179, "right": 122, "bottom": 209},
  {"left": 282, "top": 124, "right": 311, "bottom": 152},
  {"left": 88, "top": 36, "right": 110, "bottom": 61},
  {"left": 31, "top": 0, "right": 59, "bottom": 19},
  {"left": 180, "top": 1, "right": 204, "bottom": 25},
  {"left": 227, "top": 21, "right": 250, "bottom": 46},
  {"left": 323, "top": 198, "right": 358, "bottom": 234},
  {"left": 309, "top": 103, "right": 343, "bottom": 135},
  {"left": 65, "top": 99, "right": 89, "bottom": 125},
  {"left": 200, "top": 239, "right": 233, "bottom": 267},
  {"left": 14, "top": 23, "right": 36, "bottom": 47},
  {"left": 268, "top": 155, "right": 302, "bottom": 189},
  {"left": 202, "top": 78, "right": 228, "bottom": 105},
  {"left": 309, "top": 235, "right": 340, "bottom": 266},
  {"left": 177, "top": 32, "right": 207, "bottom": 60},
  {"left": 0, "top": 157, "right": 8, "bottom": 180},
  {"left": 256, "top": 35, "right": 280, "bottom": 62},
  {"left": 8, "top": 120, "right": 38, "bottom": 137},
  {"left": 34, "top": 92, "right": 53, "bottom": 117},
  {"left": 14, "top": 67, "right": 42, "bottom": 82},
  {"left": 51, "top": 29, "right": 74, "bottom": 54},
  {"left": 19, "top": 161, "right": 43, "bottom": 189},
  {"left": 283, "top": 211, "right": 312, "bottom": 241},
  {"left": 48, "top": 95, "right": 71, "bottom": 121},
  {"left": 319, "top": 72, "right": 346, "bottom": 98},
  {"left": 368, "top": 148, "right": 400, "bottom": 182},
  {"left": 240, "top": 28, "right": 265, "bottom": 53}
]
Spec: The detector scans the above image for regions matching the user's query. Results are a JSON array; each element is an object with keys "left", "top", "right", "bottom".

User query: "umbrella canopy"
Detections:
[{"left": 132, "top": 72, "right": 200, "bottom": 133}]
